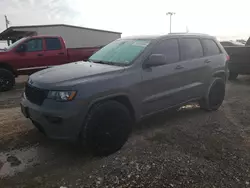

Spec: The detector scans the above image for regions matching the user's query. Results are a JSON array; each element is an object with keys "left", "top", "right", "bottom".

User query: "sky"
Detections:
[{"left": 0, "top": 0, "right": 250, "bottom": 47}]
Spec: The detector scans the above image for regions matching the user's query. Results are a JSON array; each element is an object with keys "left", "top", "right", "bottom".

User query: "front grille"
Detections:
[{"left": 25, "top": 84, "right": 48, "bottom": 106}]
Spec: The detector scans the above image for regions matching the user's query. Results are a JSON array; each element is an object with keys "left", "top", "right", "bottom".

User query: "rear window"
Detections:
[
  {"left": 202, "top": 39, "right": 221, "bottom": 56},
  {"left": 45, "top": 38, "right": 62, "bottom": 50},
  {"left": 179, "top": 38, "right": 203, "bottom": 60}
]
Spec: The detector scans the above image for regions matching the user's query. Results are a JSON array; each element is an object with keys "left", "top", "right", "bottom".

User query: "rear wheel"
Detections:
[
  {"left": 0, "top": 68, "right": 15, "bottom": 92},
  {"left": 82, "top": 101, "right": 132, "bottom": 156},
  {"left": 199, "top": 78, "right": 225, "bottom": 111},
  {"left": 228, "top": 72, "right": 238, "bottom": 80}
]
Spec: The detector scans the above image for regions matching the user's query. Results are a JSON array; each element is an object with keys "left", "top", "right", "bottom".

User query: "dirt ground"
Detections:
[{"left": 1, "top": 76, "right": 250, "bottom": 187}]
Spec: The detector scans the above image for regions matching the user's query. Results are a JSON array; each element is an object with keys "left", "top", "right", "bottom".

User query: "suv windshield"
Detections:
[
  {"left": 5, "top": 37, "right": 28, "bottom": 51},
  {"left": 89, "top": 39, "right": 151, "bottom": 66}
]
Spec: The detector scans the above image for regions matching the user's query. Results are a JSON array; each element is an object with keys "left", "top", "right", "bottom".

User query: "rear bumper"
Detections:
[{"left": 20, "top": 94, "right": 88, "bottom": 141}]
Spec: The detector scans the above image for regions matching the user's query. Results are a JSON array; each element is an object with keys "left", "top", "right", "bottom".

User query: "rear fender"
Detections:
[{"left": 212, "top": 70, "right": 227, "bottom": 81}]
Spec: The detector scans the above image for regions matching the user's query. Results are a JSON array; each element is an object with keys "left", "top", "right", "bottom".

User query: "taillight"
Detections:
[{"left": 226, "top": 55, "right": 230, "bottom": 61}]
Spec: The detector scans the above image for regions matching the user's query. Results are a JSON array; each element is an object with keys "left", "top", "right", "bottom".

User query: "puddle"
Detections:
[{"left": 0, "top": 146, "right": 53, "bottom": 177}]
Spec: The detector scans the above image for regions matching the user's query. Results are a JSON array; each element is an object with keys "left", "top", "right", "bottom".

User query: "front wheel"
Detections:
[
  {"left": 82, "top": 101, "right": 132, "bottom": 156},
  {"left": 0, "top": 68, "right": 15, "bottom": 92},
  {"left": 199, "top": 78, "right": 225, "bottom": 111}
]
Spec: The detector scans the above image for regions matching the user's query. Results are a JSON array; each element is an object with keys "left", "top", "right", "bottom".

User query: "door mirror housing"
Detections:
[
  {"left": 16, "top": 44, "right": 27, "bottom": 52},
  {"left": 145, "top": 54, "right": 167, "bottom": 68}
]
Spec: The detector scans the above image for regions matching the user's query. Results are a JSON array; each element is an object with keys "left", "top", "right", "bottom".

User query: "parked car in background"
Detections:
[
  {"left": 223, "top": 37, "right": 250, "bottom": 80},
  {"left": 236, "top": 39, "right": 246, "bottom": 45},
  {"left": 0, "top": 36, "right": 102, "bottom": 91},
  {"left": 21, "top": 33, "right": 228, "bottom": 156},
  {"left": 220, "top": 41, "right": 244, "bottom": 47}
]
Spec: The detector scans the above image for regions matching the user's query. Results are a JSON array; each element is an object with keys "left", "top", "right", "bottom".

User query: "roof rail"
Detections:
[{"left": 169, "top": 32, "right": 209, "bottom": 36}]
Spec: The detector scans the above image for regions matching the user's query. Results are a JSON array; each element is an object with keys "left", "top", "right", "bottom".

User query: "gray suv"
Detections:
[{"left": 21, "top": 33, "right": 228, "bottom": 155}]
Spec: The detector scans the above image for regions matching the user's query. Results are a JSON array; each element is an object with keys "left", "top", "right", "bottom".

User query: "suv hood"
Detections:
[{"left": 30, "top": 61, "right": 125, "bottom": 88}]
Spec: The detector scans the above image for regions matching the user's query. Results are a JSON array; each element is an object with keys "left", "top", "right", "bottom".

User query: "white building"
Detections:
[{"left": 0, "top": 24, "right": 121, "bottom": 48}]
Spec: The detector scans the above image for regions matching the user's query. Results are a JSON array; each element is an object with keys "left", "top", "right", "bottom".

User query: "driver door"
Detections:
[
  {"left": 140, "top": 38, "right": 185, "bottom": 115},
  {"left": 15, "top": 38, "right": 46, "bottom": 74}
]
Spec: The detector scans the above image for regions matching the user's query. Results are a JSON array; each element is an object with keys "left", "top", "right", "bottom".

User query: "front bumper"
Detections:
[{"left": 20, "top": 94, "right": 88, "bottom": 141}]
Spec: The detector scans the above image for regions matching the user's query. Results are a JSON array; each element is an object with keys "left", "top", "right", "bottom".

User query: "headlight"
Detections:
[{"left": 47, "top": 91, "right": 77, "bottom": 101}]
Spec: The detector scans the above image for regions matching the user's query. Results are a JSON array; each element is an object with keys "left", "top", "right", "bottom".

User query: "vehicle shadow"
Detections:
[
  {"left": 12, "top": 104, "right": 203, "bottom": 158},
  {"left": 0, "top": 104, "right": 210, "bottom": 180},
  {"left": 134, "top": 104, "right": 202, "bottom": 133},
  {"left": 0, "top": 80, "right": 25, "bottom": 108},
  {"left": 228, "top": 75, "right": 250, "bottom": 86}
]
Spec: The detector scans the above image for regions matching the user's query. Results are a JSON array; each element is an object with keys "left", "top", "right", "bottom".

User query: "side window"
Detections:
[
  {"left": 25, "top": 39, "right": 43, "bottom": 52},
  {"left": 45, "top": 38, "right": 62, "bottom": 50},
  {"left": 202, "top": 39, "right": 221, "bottom": 56},
  {"left": 151, "top": 39, "right": 179, "bottom": 64},
  {"left": 179, "top": 38, "right": 203, "bottom": 60}
]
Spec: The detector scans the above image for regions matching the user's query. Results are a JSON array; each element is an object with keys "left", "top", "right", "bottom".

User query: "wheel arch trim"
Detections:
[{"left": 87, "top": 93, "right": 138, "bottom": 121}]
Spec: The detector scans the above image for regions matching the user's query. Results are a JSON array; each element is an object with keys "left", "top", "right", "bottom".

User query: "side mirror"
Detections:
[
  {"left": 145, "top": 54, "right": 167, "bottom": 68},
  {"left": 16, "top": 44, "right": 27, "bottom": 52}
]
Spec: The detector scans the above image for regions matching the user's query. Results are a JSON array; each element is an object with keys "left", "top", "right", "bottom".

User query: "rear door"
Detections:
[
  {"left": 175, "top": 37, "right": 209, "bottom": 100},
  {"left": 43, "top": 37, "right": 67, "bottom": 66},
  {"left": 201, "top": 38, "right": 225, "bottom": 80}
]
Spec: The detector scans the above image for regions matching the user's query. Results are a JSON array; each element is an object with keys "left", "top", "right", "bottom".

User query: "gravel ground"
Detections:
[{"left": 0, "top": 76, "right": 250, "bottom": 187}]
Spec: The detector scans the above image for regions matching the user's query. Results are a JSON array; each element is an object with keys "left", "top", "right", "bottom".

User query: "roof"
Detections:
[
  {"left": 3, "top": 24, "right": 121, "bottom": 34},
  {"left": 0, "top": 24, "right": 122, "bottom": 40},
  {"left": 121, "top": 35, "right": 160, "bottom": 40},
  {"left": 169, "top": 32, "right": 210, "bottom": 36},
  {"left": 121, "top": 33, "right": 213, "bottom": 41},
  {"left": 0, "top": 29, "right": 36, "bottom": 40}
]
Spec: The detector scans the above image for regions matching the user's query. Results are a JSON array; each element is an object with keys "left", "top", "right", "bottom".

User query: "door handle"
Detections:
[
  {"left": 58, "top": 52, "right": 65, "bottom": 55},
  {"left": 204, "top": 59, "right": 211, "bottom": 63},
  {"left": 175, "top": 65, "right": 184, "bottom": 70},
  {"left": 37, "top": 54, "right": 43, "bottom": 57}
]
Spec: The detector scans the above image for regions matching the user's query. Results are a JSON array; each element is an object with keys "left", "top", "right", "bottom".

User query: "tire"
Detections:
[
  {"left": 82, "top": 100, "right": 132, "bottom": 156},
  {"left": 228, "top": 72, "right": 238, "bottom": 80},
  {"left": 199, "top": 78, "right": 225, "bottom": 111},
  {"left": 0, "top": 68, "right": 15, "bottom": 92}
]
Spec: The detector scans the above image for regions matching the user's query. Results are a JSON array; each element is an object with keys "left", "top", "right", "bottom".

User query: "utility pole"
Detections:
[
  {"left": 4, "top": 15, "right": 10, "bottom": 46},
  {"left": 4, "top": 15, "right": 10, "bottom": 29},
  {"left": 166, "top": 12, "right": 175, "bottom": 33}
]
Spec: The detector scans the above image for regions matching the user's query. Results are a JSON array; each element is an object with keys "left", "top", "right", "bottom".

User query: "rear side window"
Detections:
[
  {"left": 202, "top": 39, "right": 221, "bottom": 56},
  {"left": 179, "top": 38, "right": 203, "bottom": 60},
  {"left": 152, "top": 39, "right": 179, "bottom": 64},
  {"left": 45, "top": 38, "right": 62, "bottom": 50}
]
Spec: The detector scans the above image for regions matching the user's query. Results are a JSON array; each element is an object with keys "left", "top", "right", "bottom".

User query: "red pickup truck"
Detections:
[{"left": 0, "top": 36, "right": 101, "bottom": 91}]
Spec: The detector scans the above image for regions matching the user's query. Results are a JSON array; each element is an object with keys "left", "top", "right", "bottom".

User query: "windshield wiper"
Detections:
[{"left": 88, "top": 60, "right": 117, "bottom": 66}]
